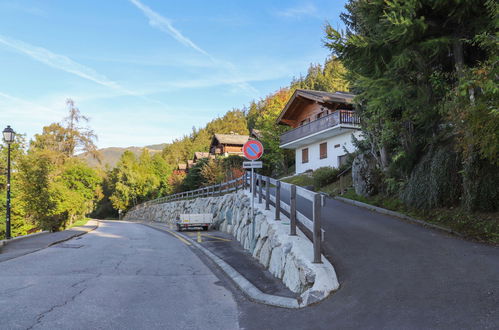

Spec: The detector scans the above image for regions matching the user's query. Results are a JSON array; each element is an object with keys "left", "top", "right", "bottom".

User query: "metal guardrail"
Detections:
[
  {"left": 280, "top": 110, "right": 360, "bottom": 146},
  {"left": 128, "top": 175, "right": 247, "bottom": 212},
  {"left": 128, "top": 171, "right": 325, "bottom": 264}
]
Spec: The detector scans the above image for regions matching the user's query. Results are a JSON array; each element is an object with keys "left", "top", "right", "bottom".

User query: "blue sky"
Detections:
[{"left": 0, "top": 0, "right": 347, "bottom": 148}]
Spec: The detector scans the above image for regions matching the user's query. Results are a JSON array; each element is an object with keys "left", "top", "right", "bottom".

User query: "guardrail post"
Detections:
[
  {"left": 258, "top": 175, "right": 263, "bottom": 204},
  {"left": 218, "top": 183, "right": 222, "bottom": 197},
  {"left": 275, "top": 180, "right": 281, "bottom": 221},
  {"left": 312, "top": 194, "right": 322, "bottom": 263},
  {"left": 265, "top": 176, "right": 270, "bottom": 210},
  {"left": 248, "top": 171, "right": 252, "bottom": 193},
  {"left": 290, "top": 185, "right": 297, "bottom": 236}
]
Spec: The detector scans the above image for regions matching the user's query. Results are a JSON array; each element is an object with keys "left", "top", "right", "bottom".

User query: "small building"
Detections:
[
  {"left": 173, "top": 163, "right": 187, "bottom": 175},
  {"left": 209, "top": 133, "right": 249, "bottom": 156},
  {"left": 250, "top": 128, "right": 262, "bottom": 140},
  {"left": 277, "top": 89, "right": 362, "bottom": 174},
  {"left": 193, "top": 152, "right": 214, "bottom": 163}
]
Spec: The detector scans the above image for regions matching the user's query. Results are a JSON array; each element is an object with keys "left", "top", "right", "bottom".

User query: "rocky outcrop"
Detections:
[
  {"left": 124, "top": 191, "right": 339, "bottom": 305},
  {"left": 352, "top": 152, "right": 380, "bottom": 197}
]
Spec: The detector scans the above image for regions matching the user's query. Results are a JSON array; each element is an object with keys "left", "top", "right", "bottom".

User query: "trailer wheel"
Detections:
[
  {"left": 203, "top": 226, "right": 208, "bottom": 231},
  {"left": 177, "top": 224, "right": 181, "bottom": 232}
]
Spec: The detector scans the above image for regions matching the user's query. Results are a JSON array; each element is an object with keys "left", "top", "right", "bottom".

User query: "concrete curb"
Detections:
[
  {"left": 48, "top": 220, "right": 100, "bottom": 247},
  {"left": 334, "top": 196, "right": 462, "bottom": 237},
  {"left": 142, "top": 222, "right": 303, "bottom": 309},
  {"left": 0, "top": 231, "right": 49, "bottom": 248}
]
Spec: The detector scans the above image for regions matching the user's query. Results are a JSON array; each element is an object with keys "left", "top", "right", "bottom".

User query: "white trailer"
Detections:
[{"left": 177, "top": 214, "right": 213, "bottom": 231}]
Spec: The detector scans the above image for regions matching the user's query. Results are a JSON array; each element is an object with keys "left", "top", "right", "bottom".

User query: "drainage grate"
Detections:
[{"left": 55, "top": 244, "right": 84, "bottom": 249}]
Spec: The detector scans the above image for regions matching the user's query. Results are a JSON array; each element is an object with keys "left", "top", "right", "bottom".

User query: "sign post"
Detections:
[{"left": 242, "top": 140, "right": 264, "bottom": 250}]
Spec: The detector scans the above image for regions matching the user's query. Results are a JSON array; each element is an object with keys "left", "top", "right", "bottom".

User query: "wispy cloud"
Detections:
[
  {"left": 0, "top": 34, "right": 126, "bottom": 91},
  {"left": 129, "top": 0, "right": 209, "bottom": 57},
  {"left": 0, "top": 34, "right": 172, "bottom": 108},
  {"left": 129, "top": 0, "right": 259, "bottom": 96},
  {"left": 276, "top": 3, "right": 318, "bottom": 19}
]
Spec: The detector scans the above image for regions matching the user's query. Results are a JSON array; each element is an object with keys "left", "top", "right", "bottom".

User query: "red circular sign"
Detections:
[{"left": 243, "top": 140, "right": 264, "bottom": 160}]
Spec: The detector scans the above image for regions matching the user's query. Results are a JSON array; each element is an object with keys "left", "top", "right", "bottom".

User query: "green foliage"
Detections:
[
  {"left": 107, "top": 149, "right": 173, "bottom": 211},
  {"left": 200, "top": 159, "right": 225, "bottom": 186},
  {"left": 462, "top": 154, "right": 499, "bottom": 212},
  {"left": 162, "top": 110, "right": 248, "bottom": 166},
  {"left": 281, "top": 173, "right": 314, "bottom": 187},
  {"left": 181, "top": 159, "right": 208, "bottom": 191},
  {"left": 312, "top": 167, "right": 340, "bottom": 189},
  {"left": 325, "top": 0, "right": 498, "bottom": 214},
  {"left": 401, "top": 146, "right": 462, "bottom": 210}
]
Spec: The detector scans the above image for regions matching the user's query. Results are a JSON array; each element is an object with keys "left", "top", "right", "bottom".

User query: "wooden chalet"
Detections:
[{"left": 209, "top": 133, "right": 249, "bottom": 156}]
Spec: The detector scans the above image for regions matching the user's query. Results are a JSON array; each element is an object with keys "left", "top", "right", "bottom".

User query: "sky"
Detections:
[{"left": 0, "top": 0, "right": 347, "bottom": 149}]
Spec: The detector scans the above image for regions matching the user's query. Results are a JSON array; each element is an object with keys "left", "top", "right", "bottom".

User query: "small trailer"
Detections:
[{"left": 177, "top": 214, "right": 213, "bottom": 231}]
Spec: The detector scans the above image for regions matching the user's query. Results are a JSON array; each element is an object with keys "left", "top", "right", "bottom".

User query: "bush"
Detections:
[
  {"left": 401, "top": 145, "right": 461, "bottom": 210},
  {"left": 462, "top": 153, "right": 499, "bottom": 212},
  {"left": 312, "top": 166, "right": 340, "bottom": 189}
]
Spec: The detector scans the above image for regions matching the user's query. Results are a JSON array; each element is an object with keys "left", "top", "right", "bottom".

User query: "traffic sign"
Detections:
[
  {"left": 243, "top": 140, "right": 264, "bottom": 160},
  {"left": 243, "top": 161, "right": 263, "bottom": 169}
]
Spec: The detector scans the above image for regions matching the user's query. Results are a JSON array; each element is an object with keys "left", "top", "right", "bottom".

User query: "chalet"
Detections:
[
  {"left": 209, "top": 133, "right": 249, "bottom": 156},
  {"left": 193, "top": 152, "right": 212, "bottom": 162},
  {"left": 250, "top": 128, "right": 262, "bottom": 140},
  {"left": 173, "top": 163, "right": 187, "bottom": 175},
  {"left": 187, "top": 160, "right": 194, "bottom": 169},
  {"left": 277, "top": 89, "right": 361, "bottom": 174}
]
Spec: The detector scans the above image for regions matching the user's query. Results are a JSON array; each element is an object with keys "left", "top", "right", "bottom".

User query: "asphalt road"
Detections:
[
  {"left": 244, "top": 188, "right": 499, "bottom": 329},
  {"left": 1, "top": 203, "right": 498, "bottom": 329},
  {"left": 0, "top": 221, "right": 239, "bottom": 330}
]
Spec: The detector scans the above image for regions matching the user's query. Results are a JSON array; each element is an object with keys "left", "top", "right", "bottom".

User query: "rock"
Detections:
[
  {"left": 259, "top": 239, "right": 272, "bottom": 268},
  {"left": 352, "top": 152, "right": 380, "bottom": 197}
]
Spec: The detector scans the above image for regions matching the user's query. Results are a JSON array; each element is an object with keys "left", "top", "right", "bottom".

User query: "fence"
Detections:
[
  {"left": 247, "top": 172, "right": 324, "bottom": 263},
  {"left": 128, "top": 175, "right": 247, "bottom": 211},
  {"left": 128, "top": 171, "right": 325, "bottom": 263}
]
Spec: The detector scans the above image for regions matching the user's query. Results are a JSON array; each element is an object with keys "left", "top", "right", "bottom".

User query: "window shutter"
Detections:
[
  {"left": 302, "top": 148, "right": 309, "bottom": 163},
  {"left": 320, "top": 142, "right": 327, "bottom": 159}
]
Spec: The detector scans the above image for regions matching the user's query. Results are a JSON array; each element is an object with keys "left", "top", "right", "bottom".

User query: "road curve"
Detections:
[{"left": 0, "top": 221, "right": 239, "bottom": 330}]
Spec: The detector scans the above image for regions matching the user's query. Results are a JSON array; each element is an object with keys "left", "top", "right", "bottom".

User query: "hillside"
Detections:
[{"left": 78, "top": 144, "right": 164, "bottom": 168}]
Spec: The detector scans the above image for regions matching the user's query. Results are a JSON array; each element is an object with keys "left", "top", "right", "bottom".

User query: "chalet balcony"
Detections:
[{"left": 280, "top": 110, "right": 360, "bottom": 149}]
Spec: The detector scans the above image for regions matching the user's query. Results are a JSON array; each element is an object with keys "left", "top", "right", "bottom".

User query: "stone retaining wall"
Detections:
[{"left": 124, "top": 191, "right": 339, "bottom": 305}]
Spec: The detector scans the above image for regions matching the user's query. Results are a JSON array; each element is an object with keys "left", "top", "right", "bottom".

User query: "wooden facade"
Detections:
[{"left": 209, "top": 134, "right": 249, "bottom": 156}]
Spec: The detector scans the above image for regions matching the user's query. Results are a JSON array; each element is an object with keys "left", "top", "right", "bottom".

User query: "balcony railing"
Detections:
[{"left": 280, "top": 110, "right": 360, "bottom": 146}]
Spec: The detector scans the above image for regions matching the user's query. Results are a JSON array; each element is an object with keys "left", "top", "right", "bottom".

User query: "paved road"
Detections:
[
  {"left": 246, "top": 188, "right": 499, "bottom": 329},
  {"left": 1, "top": 205, "right": 498, "bottom": 329},
  {"left": 0, "top": 221, "right": 238, "bottom": 330}
]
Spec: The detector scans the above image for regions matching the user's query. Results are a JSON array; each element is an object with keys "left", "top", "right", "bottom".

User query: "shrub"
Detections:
[
  {"left": 312, "top": 166, "right": 340, "bottom": 189},
  {"left": 401, "top": 145, "right": 461, "bottom": 210}
]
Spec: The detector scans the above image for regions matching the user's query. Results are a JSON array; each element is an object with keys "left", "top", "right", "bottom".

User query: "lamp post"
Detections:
[{"left": 3, "top": 125, "right": 15, "bottom": 239}]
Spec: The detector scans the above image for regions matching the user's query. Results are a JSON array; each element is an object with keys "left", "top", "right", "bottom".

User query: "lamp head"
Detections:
[{"left": 3, "top": 125, "right": 15, "bottom": 144}]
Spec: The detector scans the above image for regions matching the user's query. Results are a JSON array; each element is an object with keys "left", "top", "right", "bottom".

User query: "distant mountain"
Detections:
[{"left": 78, "top": 144, "right": 164, "bottom": 169}]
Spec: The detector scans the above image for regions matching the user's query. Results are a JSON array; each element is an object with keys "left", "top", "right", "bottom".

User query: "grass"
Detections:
[
  {"left": 281, "top": 173, "right": 314, "bottom": 187},
  {"left": 341, "top": 188, "right": 499, "bottom": 245},
  {"left": 66, "top": 217, "right": 92, "bottom": 229}
]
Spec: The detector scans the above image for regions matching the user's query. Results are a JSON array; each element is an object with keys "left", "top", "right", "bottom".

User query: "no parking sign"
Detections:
[{"left": 243, "top": 140, "right": 264, "bottom": 160}]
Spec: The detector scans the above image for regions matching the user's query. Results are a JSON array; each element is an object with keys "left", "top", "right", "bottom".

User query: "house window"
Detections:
[
  {"left": 338, "top": 154, "right": 348, "bottom": 167},
  {"left": 316, "top": 112, "right": 324, "bottom": 120},
  {"left": 320, "top": 142, "right": 327, "bottom": 159},
  {"left": 302, "top": 148, "right": 309, "bottom": 163}
]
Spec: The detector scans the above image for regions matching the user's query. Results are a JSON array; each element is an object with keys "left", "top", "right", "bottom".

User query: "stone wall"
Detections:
[{"left": 124, "top": 191, "right": 339, "bottom": 305}]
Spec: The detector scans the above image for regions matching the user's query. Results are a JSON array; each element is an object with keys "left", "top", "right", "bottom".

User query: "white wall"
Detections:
[{"left": 295, "top": 130, "right": 362, "bottom": 174}]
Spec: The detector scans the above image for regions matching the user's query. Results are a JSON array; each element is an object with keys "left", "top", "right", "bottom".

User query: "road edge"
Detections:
[
  {"left": 141, "top": 222, "right": 302, "bottom": 309},
  {"left": 333, "top": 195, "right": 462, "bottom": 237}
]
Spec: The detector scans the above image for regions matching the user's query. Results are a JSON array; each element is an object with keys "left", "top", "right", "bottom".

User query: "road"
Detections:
[
  {"left": 0, "top": 221, "right": 239, "bottom": 330},
  {"left": 1, "top": 204, "right": 498, "bottom": 329},
  {"left": 250, "top": 188, "right": 499, "bottom": 329}
]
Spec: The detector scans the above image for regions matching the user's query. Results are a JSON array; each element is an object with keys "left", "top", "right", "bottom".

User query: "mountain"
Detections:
[{"left": 78, "top": 144, "right": 165, "bottom": 169}]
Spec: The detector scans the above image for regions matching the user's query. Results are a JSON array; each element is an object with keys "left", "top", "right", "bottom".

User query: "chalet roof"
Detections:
[
  {"left": 250, "top": 128, "right": 262, "bottom": 139},
  {"left": 177, "top": 163, "right": 187, "bottom": 170},
  {"left": 187, "top": 160, "right": 194, "bottom": 168},
  {"left": 212, "top": 133, "right": 249, "bottom": 146},
  {"left": 276, "top": 89, "right": 355, "bottom": 124},
  {"left": 194, "top": 152, "right": 210, "bottom": 160}
]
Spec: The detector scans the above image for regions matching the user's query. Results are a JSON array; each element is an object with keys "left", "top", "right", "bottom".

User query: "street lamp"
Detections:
[{"left": 3, "top": 125, "right": 15, "bottom": 239}]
